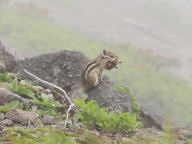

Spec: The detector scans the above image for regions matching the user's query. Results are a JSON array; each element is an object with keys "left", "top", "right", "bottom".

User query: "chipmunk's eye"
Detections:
[{"left": 110, "top": 54, "right": 114, "bottom": 58}]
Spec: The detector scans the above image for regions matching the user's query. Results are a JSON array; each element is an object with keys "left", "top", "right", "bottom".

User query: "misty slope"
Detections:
[
  {"left": 13, "top": 0, "right": 192, "bottom": 80},
  {"left": 1, "top": 0, "right": 192, "bottom": 126}
]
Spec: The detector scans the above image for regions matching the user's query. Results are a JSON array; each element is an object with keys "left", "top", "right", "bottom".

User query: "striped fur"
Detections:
[{"left": 80, "top": 49, "right": 117, "bottom": 91}]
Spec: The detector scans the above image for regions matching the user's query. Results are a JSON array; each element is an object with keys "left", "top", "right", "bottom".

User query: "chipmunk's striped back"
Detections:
[{"left": 80, "top": 49, "right": 117, "bottom": 92}]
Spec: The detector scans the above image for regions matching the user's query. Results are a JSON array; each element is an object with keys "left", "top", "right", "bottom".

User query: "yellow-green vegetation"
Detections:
[
  {"left": 0, "top": 72, "right": 63, "bottom": 116},
  {"left": 0, "top": 101, "right": 24, "bottom": 112},
  {"left": 0, "top": 72, "right": 191, "bottom": 143},
  {"left": 1, "top": 4, "right": 192, "bottom": 125},
  {"left": 73, "top": 98, "right": 142, "bottom": 133},
  {"left": 2, "top": 126, "right": 115, "bottom": 144},
  {"left": 0, "top": 6, "right": 103, "bottom": 56},
  {"left": 2, "top": 126, "right": 189, "bottom": 144},
  {"left": 0, "top": 71, "right": 143, "bottom": 143}
]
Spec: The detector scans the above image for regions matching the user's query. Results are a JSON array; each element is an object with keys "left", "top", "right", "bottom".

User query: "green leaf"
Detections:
[
  {"left": 0, "top": 101, "right": 23, "bottom": 112},
  {"left": 12, "top": 78, "right": 19, "bottom": 90},
  {"left": 17, "top": 88, "right": 36, "bottom": 99},
  {"left": 74, "top": 98, "right": 143, "bottom": 132},
  {"left": 18, "top": 103, "right": 24, "bottom": 110},
  {"left": 41, "top": 93, "right": 49, "bottom": 102},
  {"left": 20, "top": 80, "right": 26, "bottom": 86},
  {"left": 6, "top": 101, "right": 19, "bottom": 109},
  {"left": 51, "top": 101, "right": 62, "bottom": 107}
]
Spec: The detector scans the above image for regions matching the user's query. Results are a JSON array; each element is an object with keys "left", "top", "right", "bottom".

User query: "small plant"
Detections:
[
  {"left": 30, "top": 93, "right": 62, "bottom": 116},
  {"left": 73, "top": 98, "right": 143, "bottom": 133},
  {"left": 0, "top": 72, "right": 62, "bottom": 116},
  {"left": 0, "top": 72, "right": 12, "bottom": 82},
  {"left": 2, "top": 126, "right": 112, "bottom": 144},
  {"left": 0, "top": 73, "right": 37, "bottom": 100},
  {"left": 0, "top": 101, "right": 24, "bottom": 112}
]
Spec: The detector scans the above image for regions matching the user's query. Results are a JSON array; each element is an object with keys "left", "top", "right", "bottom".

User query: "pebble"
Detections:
[
  {"left": 42, "top": 115, "right": 58, "bottom": 125},
  {"left": 41, "top": 89, "right": 51, "bottom": 94},
  {"left": 0, "top": 113, "right": 4, "bottom": 121},
  {"left": 1, "top": 119, "right": 13, "bottom": 126}
]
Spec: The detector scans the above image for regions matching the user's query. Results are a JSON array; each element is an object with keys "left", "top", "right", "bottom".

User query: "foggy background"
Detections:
[{"left": 1, "top": 0, "right": 192, "bottom": 126}]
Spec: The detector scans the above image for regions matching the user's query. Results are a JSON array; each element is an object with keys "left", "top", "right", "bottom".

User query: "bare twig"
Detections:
[
  {"left": 64, "top": 104, "right": 73, "bottom": 127},
  {"left": 24, "top": 69, "right": 75, "bottom": 107},
  {"left": 23, "top": 69, "right": 76, "bottom": 128}
]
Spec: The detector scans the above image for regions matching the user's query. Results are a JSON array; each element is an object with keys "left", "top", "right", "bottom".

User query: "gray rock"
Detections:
[
  {"left": 56, "top": 121, "right": 65, "bottom": 126},
  {"left": 179, "top": 129, "right": 192, "bottom": 138},
  {"left": 37, "top": 86, "right": 44, "bottom": 91},
  {"left": 13, "top": 50, "right": 133, "bottom": 113},
  {"left": 1, "top": 119, "right": 13, "bottom": 126},
  {"left": 0, "top": 87, "right": 29, "bottom": 106},
  {"left": 31, "top": 105, "right": 38, "bottom": 110},
  {"left": 85, "top": 79, "right": 133, "bottom": 114},
  {"left": 12, "top": 50, "right": 162, "bottom": 128},
  {"left": 13, "top": 50, "right": 87, "bottom": 92},
  {"left": 0, "top": 42, "right": 16, "bottom": 72},
  {"left": 41, "top": 89, "right": 51, "bottom": 94},
  {"left": 42, "top": 115, "right": 58, "bottom": 125},
  {"left": 0, "top": 62, "right": 5, "bottom": 73},
  {"left": 174, "top": 139, "right": 186, "bottom": 144},
  {"left": 138, "top": 105, "right": 164, "bottom": 130},
  {"left": 47, "top": 94, "right": 54, "bottom": 100},
  {"left": 0, "top": 113, "right": 4, "bottom": 121},
  {"left": 5, "top": 109, "right": 38, "bottom": 125}
]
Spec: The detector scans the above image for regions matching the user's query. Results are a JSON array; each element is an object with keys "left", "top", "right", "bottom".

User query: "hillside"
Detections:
[
  {"left": 0, "top": 47, "right": 192, "bottom": 144},
  {"left": 0, "top": 1, "right": 192, "bottom": 126}
]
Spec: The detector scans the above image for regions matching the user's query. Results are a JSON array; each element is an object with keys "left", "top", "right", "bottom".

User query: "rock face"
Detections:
[
  {"left": 139, "top": 106, "right": 163, "bottom": 130},
  {"left": 0, "top": 62, "right": 5, "bottom": 73},
  {"left": 13, "top": 50, "right": 88, "bottom": 92},
  {"left": 0, "top": 41, "right": 16, "bottom": 72},
  {"left": 12, "top": 50, "right": 163, "bottom": 129},
  {"left": 0, "top": 87, "right": 29, "bottom": 106},
  {"left": 5, "top": 109, "right": 38, "bottom": 125},
  {"left": 1, "top": 119, "right": 13, "bottom": 126},
  {"left": 86, "top": 80, "right": 133, "bottom": 114},
  {"left": 13, "top": 50, "right": 133, "bottom": 113},
  {"left": 42, "top": 115, "right": 58, "bottom": 125}
]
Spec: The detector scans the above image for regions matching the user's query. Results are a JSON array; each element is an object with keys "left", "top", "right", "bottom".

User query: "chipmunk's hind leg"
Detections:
[{"left": 86, "top": 70, "right": 99, "bottom": 89}]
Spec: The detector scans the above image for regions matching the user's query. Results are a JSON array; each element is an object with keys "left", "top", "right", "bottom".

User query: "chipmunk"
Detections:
[{"left": 80, "top": 49, "right": 117, "bottom": 92}]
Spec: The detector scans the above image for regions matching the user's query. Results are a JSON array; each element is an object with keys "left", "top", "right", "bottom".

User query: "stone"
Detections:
[
  {"left": 5, "top": 109, "right": 38, "bottom": 125},
  {"left": 0, "top": 87, "right": 29, "bottom": 106},
  {"left": 42, "top": 115, "right": 58, "bottom": 125},
  {"left": 85, "top": 80, "right": 133, "bottom": 114},
  {"left": 31, "top": 105, "right": 38, "bottom": 110},
  {"left": 1, "top": 119, "right": 13, "bottom": 126},
  {"left": 0, "top": 41, "right": 16, "bottom": 72},
  {"left": 36, "top": 86, "right": 44, "bottom": 91},
  {"left": 13, "top": 50, "right": 133, "bottom": 114},
  {"left": 0, "top": 113, "right": 4, "bottom": 121},
  {"left": 41, "top": 89, "right": 51, "bottom": 94},
  {"left": 12, "top": 50, "right": 162, "bottom": 128},
  {"left": 47, "top": 94, "right": 54, "bottom": 100},
  {"left": 13, "top": 50, "right": 88, "bottom": 92},
  {"left": 0, "top": 62, "right": 5, "bottom": 73},
  {"left": 138, "top": 105, "right": 164, "bottom": 130},
  {"left": 179, "top": 129, "right": 192, "bottom": 138}
]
